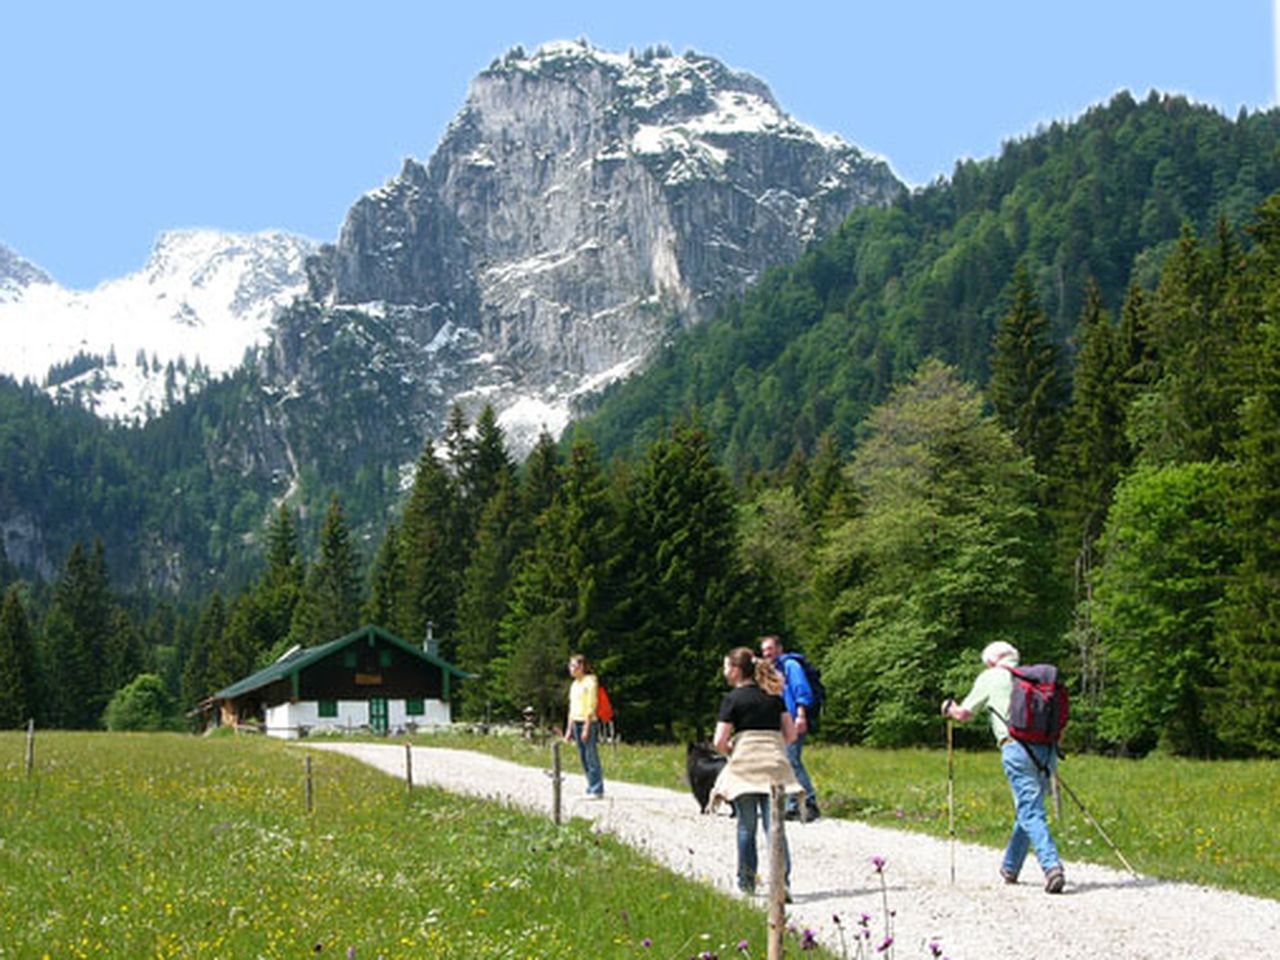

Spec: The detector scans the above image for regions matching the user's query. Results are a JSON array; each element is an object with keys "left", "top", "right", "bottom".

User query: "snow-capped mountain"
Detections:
[
  {"left": 0, "top": 243, "right": 54, "bottom": 303},
  {"left": 0, "top": 230, "right": 316, "bottom": 419},
  {"left": 288, "top": 40, "right": 902, "bottom": 456}
]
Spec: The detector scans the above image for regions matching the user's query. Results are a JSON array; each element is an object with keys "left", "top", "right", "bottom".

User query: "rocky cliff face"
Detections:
[{"left": 286, "top": 40, "right": 902, "bottom": 453}]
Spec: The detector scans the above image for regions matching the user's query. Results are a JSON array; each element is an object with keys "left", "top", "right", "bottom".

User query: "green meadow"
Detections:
[
  {"left": 3, "top": 733, "right": 1275, "bottom": 960},
  {"left": 0, "top": 732, "right": 833, "bottom": 960},
  {"left": 418, "top": 732, "right": 1280, "bottom": 900}
]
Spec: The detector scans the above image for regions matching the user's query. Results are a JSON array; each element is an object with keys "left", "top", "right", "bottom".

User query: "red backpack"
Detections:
[
  {"left": 596, "top": 683, "right": 615, "bottom": 725},
  {"left": 1002, "top": 664, "right": 1069, "bottom": 745}
]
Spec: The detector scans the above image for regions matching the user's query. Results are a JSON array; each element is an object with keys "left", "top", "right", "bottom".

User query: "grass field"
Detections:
[
  {"left": 415, "top": 731, "right": 1280, "bottom": 901},
  {"left": 0, "top": 732, "right": 836, "bottom": 960}
]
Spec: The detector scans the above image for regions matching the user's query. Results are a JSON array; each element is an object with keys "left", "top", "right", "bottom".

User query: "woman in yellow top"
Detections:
[{"left": 564, "top": 653, "right": 605, "bottom": 798}]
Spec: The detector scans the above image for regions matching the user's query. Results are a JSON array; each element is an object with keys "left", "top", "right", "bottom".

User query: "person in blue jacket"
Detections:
[{"left": 760, "top": 635, "right": 819, "bottom": 820}]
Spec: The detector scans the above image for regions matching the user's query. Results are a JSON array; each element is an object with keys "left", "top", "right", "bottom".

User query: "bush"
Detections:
[{"left": 103, "top": 674, "right": 184, "bottom": 732}]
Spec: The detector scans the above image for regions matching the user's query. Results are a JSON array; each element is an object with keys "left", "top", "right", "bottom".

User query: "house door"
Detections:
[{"left": 369, "top": 698, "right": 388, "bottom": 735}]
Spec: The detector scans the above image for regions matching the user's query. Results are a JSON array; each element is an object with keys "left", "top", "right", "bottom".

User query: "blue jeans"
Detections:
[
  {"left": 571, "top": 721, "right": 604, "bottom": 796},
  {"left": 785, "top": 734, "right": 817, "bottom": 812},
  {"left": 1000, "top": 741, "right": 1061, "bottom": 877},
  {"left": 733, "top": 793, "right": 790, "bottom": 891}
]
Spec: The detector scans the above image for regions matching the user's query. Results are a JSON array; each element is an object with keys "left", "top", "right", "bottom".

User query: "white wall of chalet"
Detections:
[{"left": 264, "top": 698, "right": 452, "bottom": 739}]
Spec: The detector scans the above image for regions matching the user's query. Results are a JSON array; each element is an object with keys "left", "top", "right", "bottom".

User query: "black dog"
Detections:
[{"left": 686, "top": 741, "right": 727, "bottom": 813}]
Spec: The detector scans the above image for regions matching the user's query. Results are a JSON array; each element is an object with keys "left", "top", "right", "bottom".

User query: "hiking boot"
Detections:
[
  {"left": 1044, "top": 866, "right": 1065, "bottom": 894},
  {"left": 804, "top": 803, "right": 821, "bottom": 822},
  {"left": 1000, "top": 867, "right": 1019, "bottom": 885}
]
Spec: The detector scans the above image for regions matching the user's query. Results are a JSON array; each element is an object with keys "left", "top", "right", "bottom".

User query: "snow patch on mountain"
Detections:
[{"left": 0, "top": 229, "right": 317, "bottom": 419}]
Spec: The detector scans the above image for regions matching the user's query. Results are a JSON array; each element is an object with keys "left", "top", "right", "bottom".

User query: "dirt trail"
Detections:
[{"left": 310, "top": 742, "right": 1279, "bottom": 960}]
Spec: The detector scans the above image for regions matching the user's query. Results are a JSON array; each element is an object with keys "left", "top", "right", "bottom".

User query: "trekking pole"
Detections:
[
  {"left": 946, "top": 719, "right": 956, "bottom": 885},
  {"left": 1053, "top": 767, "right": 1140, "bottom": 879}
]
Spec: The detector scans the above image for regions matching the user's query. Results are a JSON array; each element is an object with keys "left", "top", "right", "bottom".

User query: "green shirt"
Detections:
[{"left": 960, "top": 665, "right": 1014, "bottom": 744}]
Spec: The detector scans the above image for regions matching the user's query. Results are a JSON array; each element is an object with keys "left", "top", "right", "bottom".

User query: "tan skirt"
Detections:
[{"left": 710, "top": 730, "right": 804, "bottom": 810}]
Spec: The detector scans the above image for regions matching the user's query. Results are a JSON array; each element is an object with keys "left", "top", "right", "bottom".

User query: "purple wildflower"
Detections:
[
  {"left": 347, "top": 949, "right": 356, "bottom": 960},
  {"left": 876, "top": 935, "right": 894, "bottom": 953},
  {"left": 928, "top": 941, "right": 943, "bottom": 957},
  {"left": 832, "top": 913, "right": 842, "bottom": 925},
  {"left": 800, "top": 928, "right": 819, "bottom": 951},
  {"left": 642, "top": 937, "right": 652, "bottom": 948},
  {"left": 871, "top": 855, "right": 887, "bottom": 873},
  {"left": 858, "top": 912, "right": 872, "bottom": 927},
  {"left": 737, "top": 940, "right": 750, "bottom": 953}
]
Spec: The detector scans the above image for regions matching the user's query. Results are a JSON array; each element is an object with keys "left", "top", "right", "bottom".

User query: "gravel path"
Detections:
[{"left": 309, "top": 742, "right": 1279, "bottom": 960}]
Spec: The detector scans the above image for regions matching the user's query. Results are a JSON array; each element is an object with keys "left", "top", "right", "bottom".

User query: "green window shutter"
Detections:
[
  {"left": 343, "top": 651, "right": 357, "bottom": 668},
  {"left": 318, "top": 699, "right": 338, "bottom": 718},
  {"left": 406, "top": 698, "right": 424, "bottom": 716},
  {"left": 379, "top": 649, "right": 392, "bottom": 668}
]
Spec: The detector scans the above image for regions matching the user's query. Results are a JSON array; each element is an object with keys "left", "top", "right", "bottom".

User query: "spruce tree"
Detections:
[
  {"left": 363, "top": 519, "right": 404, "bottom": 631},
  {"left": 41, "top": 541, "right": 114, "bottom": 727},
  {"left": 182, "top": 592, "right": 225, "bottom": 707},
  {"left": 288, "top": 494, "right": 363, "bottom": 648},
  {"left": 520, "top": 429, "right": 562, "bottom": 520},
  {"left": 396, "top": 443, "right": 460, "bottom": 655},
  {"left": 455, "top": 473, "right": 522, "bottom": 718},
  {"left": 988, "top": 262, "right": 1065, "bottom": 475},
  {"left": 0, "top": 586, "right": 37, "bottom": 728},
  {"left": 623, "top": 420, "right": 757, "bottom": 739},
  {"left": 1215, "top": 195, "right": 1280, "bottom": 755}
]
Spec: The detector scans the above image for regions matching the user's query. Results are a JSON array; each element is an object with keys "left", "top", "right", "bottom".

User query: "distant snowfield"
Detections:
[{"left": 0, "top": 229, "right": 316, "bottom": 419}]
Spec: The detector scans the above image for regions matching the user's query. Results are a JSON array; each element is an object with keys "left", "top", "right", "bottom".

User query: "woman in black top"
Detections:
[{"left": 711, "top": 646, "right": 801, "bottom": 896}]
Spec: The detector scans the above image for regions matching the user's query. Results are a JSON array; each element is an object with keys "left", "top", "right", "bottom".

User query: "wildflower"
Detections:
[
  {"left": 858, "top": 913, "right": 872, "bottom": 927},
  {"left": 737, "top": 940, "right": 750, "bottom": 953},
  {"left": 832, "top": 913, "right": 842, "bottom": 925},
  {"left": 347, "top": 949, "right": 356, "bottom": 960},
  {"left": 871, "top": 855, "right": 886, "bottom": 873},
  {"left": 876, "top": 935, "right": 894, "bottom": 953},
  {"left": 928, "top": 941, "right": 943, "bottom": 957},
  {"left": 642, "top": 938, "right": 652, "bottom": 948},
  {"left": 800, "top": 928, "right": 819, "bottom": 951}
]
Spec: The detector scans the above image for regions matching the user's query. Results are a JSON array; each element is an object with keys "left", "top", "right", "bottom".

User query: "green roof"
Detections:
[{"left": 210, "top": 624, "right": 473, "bottom": 701}]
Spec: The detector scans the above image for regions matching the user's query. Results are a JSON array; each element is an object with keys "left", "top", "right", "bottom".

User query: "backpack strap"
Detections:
[{"left": 988, "top": 705, "right": 1057, "bottom": 775}]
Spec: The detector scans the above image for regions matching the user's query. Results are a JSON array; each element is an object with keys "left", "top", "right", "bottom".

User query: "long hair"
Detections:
[
  {"left": 569, "top": 653, "right": 594, "bottom": 675},
  {"left": 727, "top": 646, "right": 782, "bottom": 696}
]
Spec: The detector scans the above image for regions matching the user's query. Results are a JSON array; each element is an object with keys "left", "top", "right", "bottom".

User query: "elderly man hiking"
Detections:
[{"left": 942, "top": 640, "right": 1066, "bottom": 894}]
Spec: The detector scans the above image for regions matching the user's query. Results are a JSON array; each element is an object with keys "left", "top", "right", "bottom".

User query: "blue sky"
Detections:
[{"left": 2, "top": 1, "right": 1274, "bottom": 290}]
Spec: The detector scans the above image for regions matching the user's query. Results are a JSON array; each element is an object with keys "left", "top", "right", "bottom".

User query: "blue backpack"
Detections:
[{"left": 781, "top": 652, "right": 826, "bottom": 731}]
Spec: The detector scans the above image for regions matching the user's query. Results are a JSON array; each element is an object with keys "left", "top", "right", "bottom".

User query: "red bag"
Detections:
[
  {"left": 596, "top": 683, "right": 615, "bottom": 724},
  {"left": 1003, "top": 664, "right": 1069, "bottom": 744}
]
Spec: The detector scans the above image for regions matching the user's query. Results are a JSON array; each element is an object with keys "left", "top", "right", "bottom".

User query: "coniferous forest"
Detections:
[{"left": 1, "top": 92, "right": 1277, "bottom": 757}]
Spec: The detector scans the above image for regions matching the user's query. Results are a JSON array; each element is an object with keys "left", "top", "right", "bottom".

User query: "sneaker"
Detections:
[
  {"left": 585, "top": 792, "right": 605, "bottom": 801},
  {"left": 784, "top": 808, "right": 801, "bottom": 821},
  {"left": 1000, "top": 867, "right": 1019, "bottom": 885},
  {"left": 804, "top": 803, "right": 821, "bottom": 822},
  {"left": 738, "top": 879, "right": 756, "bottom": 896},
  {"left": 1044, "top": 866, "right": 1065, "bottom": 894}
]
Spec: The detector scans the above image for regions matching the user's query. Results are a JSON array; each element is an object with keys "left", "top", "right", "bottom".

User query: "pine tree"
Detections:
[
  {"left": 182, "top": 592, "right": 225, "bottom": 707},
  {"left": 1215, "top": 195, "right": 1280, "bottom": 755},
  {"left": 499, "top": 439, "right": 623, "bottom": 724},
  {"left": 396, "top": 443, "right": 460, "bottom": 656},
  {"left": 987, "top": 261, "right": 1065, "bottom": 474},
  {"left": 288, "top": 494, "right": 363, "bottom": 648},
  {"left": 0, "top": 586, "right": 37, "bottom": 728},
  {"left": 455, "top": 473, "right": 522, "bottom": 719},
  {"left": 363, "top": 519, "right": 404, "bottom": 630},
  {"left": 520, "top": 429, "right": 562, "bottom": 520},
  {"left": 41, "top": 541, "right": 114, "bottom": 727},
  {"left": 623, "top": 420, "right": 758, "bottom": 739}
]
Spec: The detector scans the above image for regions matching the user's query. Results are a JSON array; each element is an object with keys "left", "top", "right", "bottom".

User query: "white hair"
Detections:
[{"left": 981, "top": 641, "right": 1020, "bottom": 667}]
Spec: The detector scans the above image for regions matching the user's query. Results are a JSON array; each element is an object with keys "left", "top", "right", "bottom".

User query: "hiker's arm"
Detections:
[
  {"left": 780, "top": 710, "right": 797, "bottom": 744},
  {"left": 941, "top": 698, "right": 974, "bottom": 722},
  {"left": 713, "top": 721, "right": 734, "bottom": 755}
]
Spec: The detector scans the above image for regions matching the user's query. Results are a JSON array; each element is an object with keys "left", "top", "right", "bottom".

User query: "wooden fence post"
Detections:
[
  {"left": 404, "top": 742, "right": 414, "bottom": 796},
  {"left": 767, "top": 782, "right": 787, "bottom": 960},
  {"left": 25, "top": 718, "right": 34, "bottom": 778},
  {"left": 551, "top": 740, "right": 562, "bottom": 826},
  {"left": 304, "top": 753, "right": 314, "bottom": 814}
]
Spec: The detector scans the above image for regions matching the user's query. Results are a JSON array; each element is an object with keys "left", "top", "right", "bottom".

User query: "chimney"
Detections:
[{"left": 423, "top": 620, "right": 438, "bottom": 657}]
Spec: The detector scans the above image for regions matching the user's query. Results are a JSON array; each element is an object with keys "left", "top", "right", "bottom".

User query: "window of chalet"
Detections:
[
  {"left": 318, "top": 699, "right": 338, "bottom": 718},
  {"left": 343, "top": 651, "right": 357, "bottom": 668},
  {"left": 379, "top": 649, "right": 393, "bottom": 668},
  {"left": 406, "top": 698, "right": 424, "bottom": 716}
]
